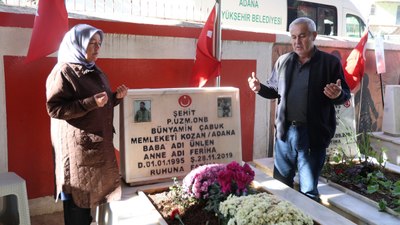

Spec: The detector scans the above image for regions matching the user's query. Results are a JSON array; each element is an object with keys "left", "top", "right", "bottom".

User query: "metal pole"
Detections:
[
  {"left": 379, "top": 73, "right": 385, "bottom": 108},
  {"left": 215, "top": 0, "right": 221, "bottom": 87},
  {"left": 357, "top": 78, "right": 364, "bottom": 134}
]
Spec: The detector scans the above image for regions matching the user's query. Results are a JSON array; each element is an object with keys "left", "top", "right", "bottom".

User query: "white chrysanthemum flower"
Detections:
[{"left": 219, "top": 192, "right": 313, "bottom": 225}]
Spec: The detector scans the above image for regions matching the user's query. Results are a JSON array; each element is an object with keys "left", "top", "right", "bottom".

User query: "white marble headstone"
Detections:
[
  {"left": 327, "top": 95, "right": 359, "bottom": 159},
  {"left": 119, "top": 87, "right": 242, "bottom": 185},
  {"left": 382, "top": 85, "right": 400, "bottom": 136}
]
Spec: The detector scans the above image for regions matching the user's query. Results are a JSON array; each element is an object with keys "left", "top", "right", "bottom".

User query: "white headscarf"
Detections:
[{"left": 57, "top": 24, "right": 104, "bottom": 69}]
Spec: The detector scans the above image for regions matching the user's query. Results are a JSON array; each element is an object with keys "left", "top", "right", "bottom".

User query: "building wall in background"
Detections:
[
  {"left": 369, "top": 0, "right": 400, "bottom": 41},
  {"left": 0, "top": 9, "right": 273, "bottom": 199},
  {"left": 1, "top": 7, "right": 400, "bottom": 201}
]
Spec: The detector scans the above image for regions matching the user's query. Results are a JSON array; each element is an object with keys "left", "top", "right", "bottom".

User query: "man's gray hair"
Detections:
[{"left": 289, "top": 17, "right": 316, "bottom": 32}]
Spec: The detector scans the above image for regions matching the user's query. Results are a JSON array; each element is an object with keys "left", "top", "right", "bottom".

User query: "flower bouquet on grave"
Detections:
[
  {"left": 155, "top": 161, "right": 314, "bottom": 224},
  {"left": 181, "top": 161, "right": 255, "bottom": 215},
  {"left": 219, "top": 192, "right": 313, "bottom": 225}
]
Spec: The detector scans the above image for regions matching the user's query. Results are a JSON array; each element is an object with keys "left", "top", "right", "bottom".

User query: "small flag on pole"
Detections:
[
  {"left": 191, "top": 3, "right": 221, "bottom": 88},
  {"left": 25, "top": 0, "right": 68, "bottom": 63},
  {"left": 374, "top": 35, "right": 386, "bottom": 74}
]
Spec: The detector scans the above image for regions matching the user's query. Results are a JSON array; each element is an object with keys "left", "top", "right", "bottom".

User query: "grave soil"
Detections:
[{"left": 147, "top": 190, "right": 220, "bottom": 225}]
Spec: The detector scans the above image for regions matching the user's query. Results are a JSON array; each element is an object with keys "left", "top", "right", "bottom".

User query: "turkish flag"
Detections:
[
  {"left": 191, "top": 5, "right": 221, "bottom": 87},
  {"left": 343, "top": 28, "right": 369, "bottom": 90},
  {"left": 25, "top": 0, "right": 68, "bottom": 63}
]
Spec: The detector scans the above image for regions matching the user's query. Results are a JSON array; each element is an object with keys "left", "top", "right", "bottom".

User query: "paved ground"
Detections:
[
  {"left": 30, "top": 212, "right": 97, "bottom": 225},
  {"left": 30, "top": 212, "right": 64, "bottom": 225}
]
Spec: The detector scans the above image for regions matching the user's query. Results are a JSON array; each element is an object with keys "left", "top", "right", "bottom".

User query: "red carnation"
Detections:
[{"left": 170, "top": 208, "right": 185, "bottom": 225}]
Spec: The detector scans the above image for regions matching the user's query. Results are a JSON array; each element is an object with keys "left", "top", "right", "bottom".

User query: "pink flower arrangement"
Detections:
[
  {"left": 182, "top": 163, "right": 226, "bottom": 199},
  {"left": 218, "top": 161, "right": 255, "bottom": 195},
  {"left": 182, "top": 161, "right": 255, "bottom": 199}
]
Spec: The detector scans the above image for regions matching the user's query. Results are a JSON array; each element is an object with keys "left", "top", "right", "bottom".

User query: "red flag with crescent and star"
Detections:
[
  {"left": 25, "top": 0, "right": 68, "bottom": 63},
  {"left": 190, "top": 4, "right": 221, "bottom": 87},
  {"left": 343, "top": 28, "right": 369, "bottom": 91}
]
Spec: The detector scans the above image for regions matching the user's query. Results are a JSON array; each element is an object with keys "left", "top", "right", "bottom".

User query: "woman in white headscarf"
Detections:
[{"left": 46, "top": 24, "right": 128, "bottom": 225}]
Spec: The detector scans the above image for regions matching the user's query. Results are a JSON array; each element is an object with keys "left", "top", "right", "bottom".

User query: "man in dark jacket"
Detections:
[{"left": 248, "top": 17, "right": 351, "bottom": 201}]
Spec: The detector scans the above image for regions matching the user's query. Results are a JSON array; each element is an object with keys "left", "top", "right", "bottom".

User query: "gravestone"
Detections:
[
  {"left": 327, "top": 95, "right": 359, "bottom": 159},
  {"left": 119, "top": 87, "right": 242, "bottom": 185},
  {"left": 369, "top": 85, "right": 400, "bottom": 165},
  {"left": 382, "top": 85, "right": 400, "bottom": 136}
]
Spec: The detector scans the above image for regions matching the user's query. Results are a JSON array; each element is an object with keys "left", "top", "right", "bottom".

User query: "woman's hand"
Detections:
[
  {"left": 116, "top": 84, "right": 128, "bottom": 99},
  {"left": 95, "top": 91, "right": 108, "bottom": 107}
]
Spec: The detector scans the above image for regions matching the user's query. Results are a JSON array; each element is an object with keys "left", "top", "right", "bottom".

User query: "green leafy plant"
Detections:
[
  {"left": 323, "top": 130, "right": 400, "bottom": 215},
  {"left": 169, "top": 177, "right": 197, "bottom": 209},
  {"left": 203, "top": 183, "right": 226, "bottom": 214}
]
